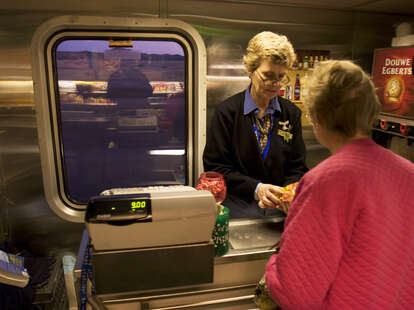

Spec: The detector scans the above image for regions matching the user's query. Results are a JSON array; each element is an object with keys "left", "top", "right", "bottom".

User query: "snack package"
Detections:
[
  {"left": 278, "top": 182, "right": 298, "bottom": 203},
  {"left": 195, "top": 172, "right": 226, "bottom": 204},
  {"left": 254, "top": 274, "right": 280, "bottom": 310}
]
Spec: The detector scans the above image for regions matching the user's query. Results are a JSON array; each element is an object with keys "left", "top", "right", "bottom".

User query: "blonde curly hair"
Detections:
[
  {"left": 243, "top": 31, "right": 296, "bottom": 72},
  {"left": 305, "top": 60, "right": 380, "bottom": 137}
]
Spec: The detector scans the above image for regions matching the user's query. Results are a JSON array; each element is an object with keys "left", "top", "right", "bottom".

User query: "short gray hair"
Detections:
[
  {"left": 305, "top": 60, "right": 380, "bottom": 137},
  {"left": 243, "top": 31, "right": 295, "bottom": 72}
]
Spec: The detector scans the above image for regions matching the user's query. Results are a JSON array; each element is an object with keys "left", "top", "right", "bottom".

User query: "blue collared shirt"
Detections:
[{"left": 243, "top": 85, "right": 281, "bottom": 117}]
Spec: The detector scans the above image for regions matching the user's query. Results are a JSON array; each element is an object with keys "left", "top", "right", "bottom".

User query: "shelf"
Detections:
[
  {"left": 372, "top": 128, "right": 414, "bottom": 140},
  {"left": 378, "top": 114, "right": 414, "bottom": 127}
]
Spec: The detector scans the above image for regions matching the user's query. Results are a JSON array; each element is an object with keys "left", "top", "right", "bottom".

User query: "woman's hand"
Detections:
[
  {"left": 278, "top": 201, "right": 291, "bottom": 214},
  {"left": 257, "top": 183, "right": 291, "bottom": 214},
  {"left": 257, "top": 183, "right": 283, "bottom": 209}
]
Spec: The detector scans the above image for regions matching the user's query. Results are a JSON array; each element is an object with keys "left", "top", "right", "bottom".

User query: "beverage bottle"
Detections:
[
  {"left": 309, "top": 56, "right": 314, "bottom": 69},
  {"left": 292, "top": 55, "right": 298, "bottom": 70},
  {"left": 278, "top": 87, "right": 285, "bottom": 98},
  {"left": 314, "top": 55, "right": 319, "bottom": 67},
  {"left": 294, "top": 74, "right": 301, "bottom": 101},
  {"left": 301, "top": 72, "right": 308, "bottom": 98},
  {"left": 298, "top": 56, "right": 303, "bottom": 70},
  {"left": 303, "top": 56, "right": 309, "bottom": 70},
  {"left": 285, "top": 85, "right": 292, "bottom": 100}
]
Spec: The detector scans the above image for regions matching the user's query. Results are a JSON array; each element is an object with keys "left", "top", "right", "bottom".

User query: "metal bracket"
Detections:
[{"left": 159, "top": 0, "right": 168, "bottom": 18}]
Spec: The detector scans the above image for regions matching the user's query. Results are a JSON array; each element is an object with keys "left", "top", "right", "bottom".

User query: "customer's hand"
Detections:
[
  {"left": 278, "top": 201, "right": 291, "bottom": 214},
  {"left": 257, "top": 183, "right": 283, "bottom": 209}
]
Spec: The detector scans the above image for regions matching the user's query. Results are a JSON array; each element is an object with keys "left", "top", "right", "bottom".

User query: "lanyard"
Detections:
[{"left": 253, "top": 114, "right": 274, "bottom": 160}]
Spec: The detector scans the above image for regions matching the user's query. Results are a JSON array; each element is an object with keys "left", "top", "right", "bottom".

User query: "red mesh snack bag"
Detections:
[{"left": 196, "top": 171, "right": 226, "bottom": 204}]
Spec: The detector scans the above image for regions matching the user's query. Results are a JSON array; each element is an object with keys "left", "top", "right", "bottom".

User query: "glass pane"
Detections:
[{"left": 54, "top": 38, "right": 187, "bottom": 203}]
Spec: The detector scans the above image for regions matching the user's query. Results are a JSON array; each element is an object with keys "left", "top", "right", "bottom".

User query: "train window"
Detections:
[
  {"left": 55, "top": 39, "right": 187, "bottom": 203},
  {"left": 31, "top": 17, "right": 206, "bottom": 221}
]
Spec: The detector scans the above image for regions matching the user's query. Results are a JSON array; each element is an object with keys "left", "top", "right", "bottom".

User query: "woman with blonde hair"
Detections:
[
  {"left": 203, "top": 31, "right": 308, "bottom": 218},
  {"left": 265, "top": 60, "right": 414, "bottom": 309}
]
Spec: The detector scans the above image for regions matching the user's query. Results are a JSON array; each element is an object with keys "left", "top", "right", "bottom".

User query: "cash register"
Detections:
[{"left": 85, "top": 185, "right": 217, "bottom": 296}]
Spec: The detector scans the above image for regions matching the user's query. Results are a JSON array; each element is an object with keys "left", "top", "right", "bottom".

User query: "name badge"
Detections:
[
  {"left": 278, "top": 120, "right": 293, "bottom": 143},
  {"left": 278, "top": 129, "right": 293, "bottom": 143}
]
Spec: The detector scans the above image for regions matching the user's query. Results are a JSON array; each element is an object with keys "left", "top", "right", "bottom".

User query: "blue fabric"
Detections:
[
  {"left": 0, "top": 244, "right": 55, "bottom": 310},
  {"left": 243, "top": 85, "right": 281, "bottom": 116},
  {"left": 254, "top": 183, "right": 262, "bottom": 200}
]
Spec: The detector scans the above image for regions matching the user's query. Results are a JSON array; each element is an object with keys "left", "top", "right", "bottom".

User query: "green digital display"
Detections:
[
  {"left": 130, "top": 200, "right": 147, "bottom": 210},
  {"left": 87, "top": 194, "right": 152, "bottom": 223}
]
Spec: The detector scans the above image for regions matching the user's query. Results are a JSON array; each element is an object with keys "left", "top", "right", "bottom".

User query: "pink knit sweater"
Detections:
[{"left": 266, "top": 138, "right": 414, "bottom": 309}]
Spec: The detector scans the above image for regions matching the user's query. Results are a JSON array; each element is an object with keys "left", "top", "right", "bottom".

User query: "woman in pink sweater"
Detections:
[{"left": 265, "top": 60, "right": 414, "bottom": 309}]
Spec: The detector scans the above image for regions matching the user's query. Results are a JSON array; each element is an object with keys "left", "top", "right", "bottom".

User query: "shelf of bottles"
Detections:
[{"left": 278, "top": 50, "right": 330, "bottom": 126}]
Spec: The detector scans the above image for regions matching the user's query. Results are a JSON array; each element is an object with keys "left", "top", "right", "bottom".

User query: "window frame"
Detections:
[{"left": 31, "top": 16, "right": 206, "bottom": 222}]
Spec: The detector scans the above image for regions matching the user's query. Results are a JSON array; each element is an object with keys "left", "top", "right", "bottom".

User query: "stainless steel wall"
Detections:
[{"left": 0, "top": 2, "right": 411, "bottom": 256}]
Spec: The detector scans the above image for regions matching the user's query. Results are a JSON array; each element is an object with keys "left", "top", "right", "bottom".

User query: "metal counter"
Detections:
[{"left": 75, "top": 216, "right": 284, "bottom": 310}]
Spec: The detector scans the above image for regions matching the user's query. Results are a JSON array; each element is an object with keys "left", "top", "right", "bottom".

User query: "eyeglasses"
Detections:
[{"left": 255, "top": 70, "right": 289, "bottom": 86}]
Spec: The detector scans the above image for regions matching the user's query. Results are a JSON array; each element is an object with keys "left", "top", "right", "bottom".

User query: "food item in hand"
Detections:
[{"left": 278, "top": 182, "right": 298, "bottom": 203}]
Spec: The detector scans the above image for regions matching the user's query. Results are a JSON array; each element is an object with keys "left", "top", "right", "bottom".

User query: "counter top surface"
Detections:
[{"left": 215, "top": 216, "right": 284, "bottom": 263}]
